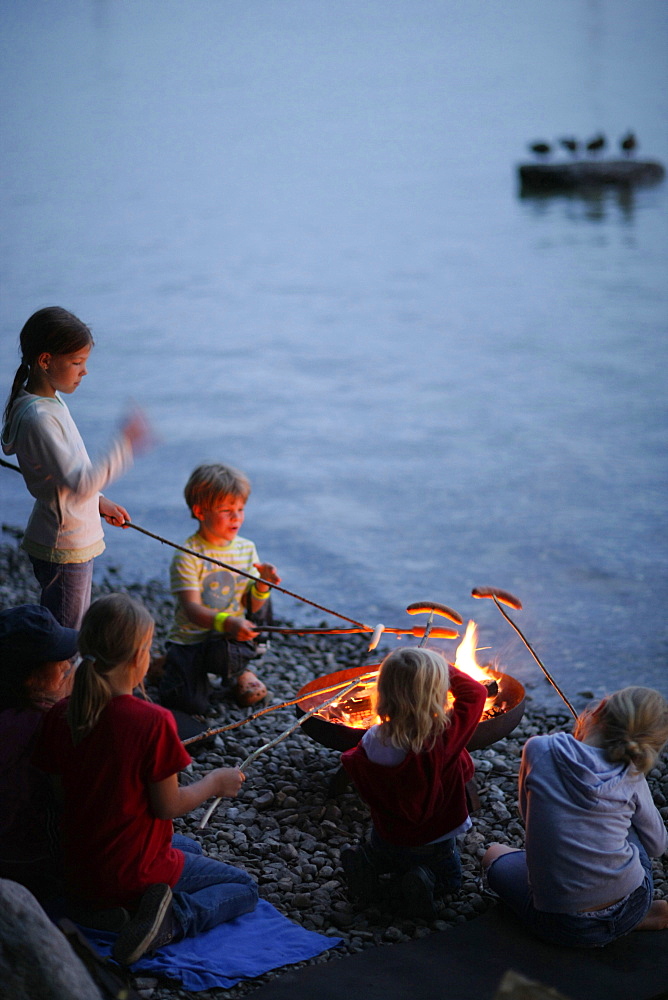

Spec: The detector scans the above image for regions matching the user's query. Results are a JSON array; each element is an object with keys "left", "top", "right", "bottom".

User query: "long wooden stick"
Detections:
[
  {"left": 198, "top": 674, "right": 366, "bottom": 829},
  {"left": 4, "top": 460, "right": 454, "bottom": 638},
  {"left": 124, "top": 521, "right": 368, "bottom": 628},
  {"left": 491, "top": 597, "right": 577, "bottom": 719},
  {"left": 254, "top": 624, "right": 458, "bottom": 639},
  {"left": 198, "top": 626, "right": 385, "bottom": 827},
  {"left": 182, "top": 668, "right": 381, "bottom": 746},
  {"left": 0, "top": 463, "right": 369, "bottom": 627}
]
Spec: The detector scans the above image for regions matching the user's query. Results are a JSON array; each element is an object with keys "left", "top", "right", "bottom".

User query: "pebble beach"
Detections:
[{"left": 1, "top": 533, "right": 666, "bottom": 1000}]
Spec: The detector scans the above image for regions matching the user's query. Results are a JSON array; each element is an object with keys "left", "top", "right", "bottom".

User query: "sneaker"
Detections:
[
  {"left": 112, "top": 883, "right": 173, "bottom": 966},
  {"left": 401, "top": 866, "right": 437, "bottom": 920}
]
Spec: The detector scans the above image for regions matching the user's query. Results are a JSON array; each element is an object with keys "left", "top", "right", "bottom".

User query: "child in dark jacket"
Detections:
[
  {"left": 0, "top": 604, "right": 78, "bottom": 901},
  {"left": 341, "top": 646, "right": 487, "bottom": 918}
]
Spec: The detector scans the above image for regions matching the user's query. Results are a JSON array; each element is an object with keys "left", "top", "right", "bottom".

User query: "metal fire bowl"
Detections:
[{"left": 295, "top": 665, "right": 525, "bottom": 753}]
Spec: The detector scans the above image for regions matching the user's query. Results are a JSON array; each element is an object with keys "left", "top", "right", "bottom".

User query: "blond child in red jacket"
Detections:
[{"left": 341, "top": 646, "right": 486, "bottom": 918}]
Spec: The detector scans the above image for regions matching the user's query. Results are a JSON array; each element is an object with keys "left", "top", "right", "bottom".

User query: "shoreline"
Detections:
[{"left": 1, "top": 535, "right": 666, "bottom": 1000}]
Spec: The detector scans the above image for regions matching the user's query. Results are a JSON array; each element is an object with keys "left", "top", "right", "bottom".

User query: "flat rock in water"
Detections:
[{"left": 518, "top": 159, "right": 665, "bottom": 191}]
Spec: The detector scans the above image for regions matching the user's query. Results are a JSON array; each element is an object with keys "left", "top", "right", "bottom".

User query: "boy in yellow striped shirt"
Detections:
[{"left": 159, "top": 463, "right": 280, "bottom": 715}]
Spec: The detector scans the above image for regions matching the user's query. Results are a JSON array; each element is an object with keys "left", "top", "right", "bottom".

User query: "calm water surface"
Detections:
[{"left": 1, "top": 0, "right": 667, "bottom": 709}]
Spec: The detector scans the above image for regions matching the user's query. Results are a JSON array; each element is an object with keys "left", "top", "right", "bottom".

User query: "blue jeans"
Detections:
[
  {"left": 365, "top": 829, "right": 463, "bottom": 893},
  {"left": 170, "top": 835, "right": 258, "bottom": 940},
  {"left": 486, "top": 832, "right": 654, "bottom": 948},
  {"left": 29, "top": 556, "right": 94, "bottom": 630}
]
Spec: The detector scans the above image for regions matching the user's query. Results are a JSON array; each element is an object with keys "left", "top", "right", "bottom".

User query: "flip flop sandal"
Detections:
[{"left": 234, "top": 670, "right": 268, "bottom": 707}]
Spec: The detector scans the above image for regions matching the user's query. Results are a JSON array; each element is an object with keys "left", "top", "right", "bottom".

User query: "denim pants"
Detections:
[
  {"left": 170, "top": 835, "right": 258, "bottom": 940},
  {"left": 30, "top": 556, "right": 94, "bottom": 630},
  {"left": 365, "top": 829, "right": 463, "bottom": 893},
  {"left": 486, "top": 831, "right": 654, "bottom": 948}
]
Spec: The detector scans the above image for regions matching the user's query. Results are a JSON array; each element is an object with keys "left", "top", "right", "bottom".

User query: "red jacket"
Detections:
[{"left": 341, "top": 666, "right": 486, "bottom": 846}]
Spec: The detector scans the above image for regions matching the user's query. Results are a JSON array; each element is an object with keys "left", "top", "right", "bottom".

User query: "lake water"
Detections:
[{"left": 1, "top": 0, "right": 667, "bottom": 711}]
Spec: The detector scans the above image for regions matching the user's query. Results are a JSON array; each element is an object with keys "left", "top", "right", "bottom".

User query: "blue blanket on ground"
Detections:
[{"left": 79, "top": 899, "right": 342, "bottom": 991}]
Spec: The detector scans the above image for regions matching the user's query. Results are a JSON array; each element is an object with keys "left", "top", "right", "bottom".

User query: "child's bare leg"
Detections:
[
  {"left": 482, "top": 843, "right": 522, "bottom": 870},
  {"left": 635, "top": 900, "right": 668, "bottom": 931}
]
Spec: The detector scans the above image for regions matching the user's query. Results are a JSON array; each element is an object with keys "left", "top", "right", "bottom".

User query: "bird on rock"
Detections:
[
  {"left": 559, "top": 137, "right": 579, "bottom": 156},
  {"left": 585, "top": 133, "right": 606, "bottom": 156},
  {"left": 529, "top": 141, "right": 551, "bottom": 157},
  {"left": 620, "top": 131, "right": 637, "bottom": 156}
]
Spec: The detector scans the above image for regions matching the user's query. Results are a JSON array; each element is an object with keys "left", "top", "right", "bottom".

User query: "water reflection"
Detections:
[{"left": 518, "top": 183, "right": 653, "bottom": 224}]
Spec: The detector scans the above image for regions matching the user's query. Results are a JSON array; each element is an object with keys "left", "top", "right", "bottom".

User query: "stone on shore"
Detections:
[{"left": 0, "top": 879, "right": 103, "bottom": 1000}]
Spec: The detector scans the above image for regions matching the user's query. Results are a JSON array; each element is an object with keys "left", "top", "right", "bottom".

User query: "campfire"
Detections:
[{"left": 295, "top": 622, "right": 525, "bottom": 752}]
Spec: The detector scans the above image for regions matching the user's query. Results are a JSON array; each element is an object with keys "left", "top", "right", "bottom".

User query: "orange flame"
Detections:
[
  {"left": 454, "top": 620, "right": 494, "bottom": 681},
  {"left": 317, "top": 620, "right": 500, "bottom": 728},
  {"left": 452, "top": 620, "right": 499, "bottom": 712}
]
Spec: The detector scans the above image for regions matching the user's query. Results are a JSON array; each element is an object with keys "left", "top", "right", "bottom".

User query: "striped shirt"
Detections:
[{"left": 168, "top": 532, "right": 260, "bottom": 645}]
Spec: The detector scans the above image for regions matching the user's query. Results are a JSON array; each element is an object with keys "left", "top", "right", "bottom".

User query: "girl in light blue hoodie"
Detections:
[
  {"left": 2, "top": 307, "right": 150, "bottom": 629},
  {"left": 483, "top": 686, "right": 668, "bottom": 947}
]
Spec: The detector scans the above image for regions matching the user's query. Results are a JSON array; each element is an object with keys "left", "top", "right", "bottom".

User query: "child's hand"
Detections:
[
  {"left": 224, "top": 615, "right": 259, "bottom": 641},
  {"left": 99, "top": 496, "right": 131, "bottom": 527},
  {"left": 253, "top": 563, "right": 281, "bottom": 585},
  {"left": 212, "top": 767, "right": 246, "bottom": 798},
  {"left": 120, "top": 406, "right": 155, "bottom": 455}
]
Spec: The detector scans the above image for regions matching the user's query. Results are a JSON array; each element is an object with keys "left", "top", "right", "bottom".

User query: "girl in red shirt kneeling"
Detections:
[
  {"left": 34, "top": 592, "right": 257, "bottom": 966},
  {"left": 341, "top": 647, "right": 487, "bottom": 919}
]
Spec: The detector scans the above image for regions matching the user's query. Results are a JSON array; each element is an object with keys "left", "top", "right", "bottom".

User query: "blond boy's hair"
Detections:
[
  {"left": 184, "top": 463, "right": 251, "bottom": 518},
  {"left": 574, "top": 686, "right": 668, "bottom": 774},
  {"left": 374, "top": 647, "right": 451, "bottom": 754}
]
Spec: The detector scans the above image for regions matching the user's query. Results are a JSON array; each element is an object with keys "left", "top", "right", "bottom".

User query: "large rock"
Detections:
[{"left": 0, "top": 879, "right": 103, "bottom": 1000}]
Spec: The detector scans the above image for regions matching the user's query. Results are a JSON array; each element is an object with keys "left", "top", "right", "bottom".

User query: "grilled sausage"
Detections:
[
  {"left": 471, "top": 587, "right": 523, "bottom": 610},
  {"left": 411, "top": 626, "right": 459, "bottom": 640},
  {"left": 405, "top": 602, "right": 463, "bottom": 624}
]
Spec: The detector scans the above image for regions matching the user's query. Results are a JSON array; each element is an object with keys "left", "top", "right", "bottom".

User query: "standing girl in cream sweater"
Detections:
[{"left": 2, "top": 306, "right": 150, "bottom": 628}]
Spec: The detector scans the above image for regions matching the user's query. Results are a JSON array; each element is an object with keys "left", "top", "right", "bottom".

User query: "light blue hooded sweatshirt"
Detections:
[{"left": 519, "top": 732, "right": 666, "bottom": 913}]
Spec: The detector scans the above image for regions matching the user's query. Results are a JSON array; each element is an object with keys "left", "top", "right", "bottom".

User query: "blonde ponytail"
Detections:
[
  {"left": 577, "top": 686, "right": 668, "bottom": 774},
  {"left": 67, "top": 593, "right": 153, "bottom": 745}
]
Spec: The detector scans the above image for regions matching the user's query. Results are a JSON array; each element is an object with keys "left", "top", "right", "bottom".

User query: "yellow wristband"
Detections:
[
  {"left": 213, "top": 612, "right": 230, "bottom": 632},
  {"left": 251, "top": 583, "right": 271, "bottom": 601}
]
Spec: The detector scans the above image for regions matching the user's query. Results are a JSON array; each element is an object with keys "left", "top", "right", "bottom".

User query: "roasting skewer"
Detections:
[
  {"left": 254, "top": 601, "right": 462, "bottom": 641},
  {"left": 4, "top": 460, "right": 463, "bottom": 639},
  {"left": 253, "top": 624, "right": 459, "bottom": 639},
  {"left": 182, "top": 668, "right": 384, "bottom": 746},
  {"left": 472, "top": 586, "right": 577, "bottom": 718},
  {"left": 198, "top": 624, "right": 386, "bottom": 829}
]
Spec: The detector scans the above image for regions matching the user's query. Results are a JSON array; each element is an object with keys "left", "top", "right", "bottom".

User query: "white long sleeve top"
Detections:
[{"left": 2, "top": 390, "right": 132, "bottom": 562}]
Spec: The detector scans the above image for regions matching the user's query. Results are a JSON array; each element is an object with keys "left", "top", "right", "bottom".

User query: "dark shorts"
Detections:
[{"left": 158, "top": 600, "right": 272, "bottom": 715}]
